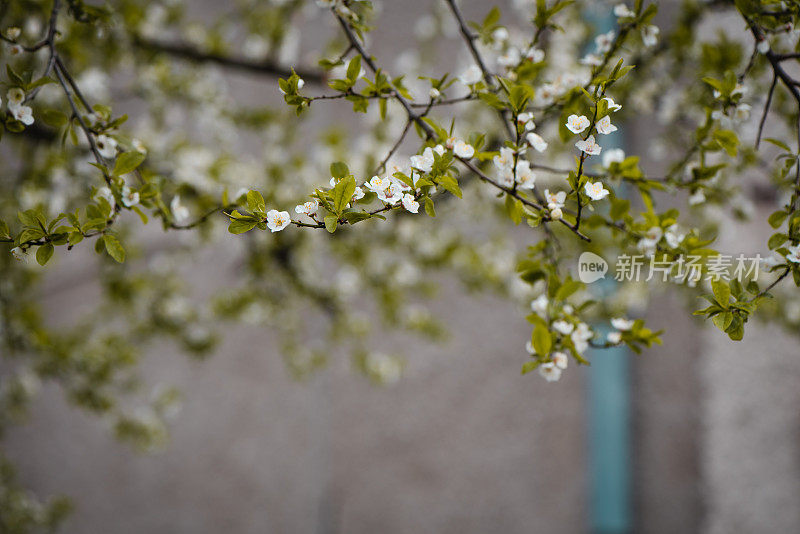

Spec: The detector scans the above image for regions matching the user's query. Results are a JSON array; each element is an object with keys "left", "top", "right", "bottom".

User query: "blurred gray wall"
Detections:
[{"left": 5, "top": 1, "right": 800, "bottom": 533}]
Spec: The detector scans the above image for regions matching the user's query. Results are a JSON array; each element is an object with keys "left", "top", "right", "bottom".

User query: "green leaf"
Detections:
[
  {"left": 330, "top": 161, "right": 349, "bottom": 180},
  {"left": 0, "top": 220, "right": 9, "bottom": 240},
  {"left": 531, "top": 323, "right": 552, "bottom": 357},
  {"left": 332, "top": 175, "right": 356, "bottom": 215},
  {"left": 228, "top": 219, "right": 257, "bottom": 234},
  {"left": 505, "top": 194, "right": 523, "bottom": 225},
  {"left": 768, "top": 232, "right": 788, "bottom": 249},
  {"left": 437, "top": 175, "right": 462, "bottom": 198},
  {"left": 712, "top": 129, "right": 739, "bottom": 157},
  {"left": 424, "top": 198, "right": 436, "bottom": 217},
  {"left": 768, "top": 210, "right": 788, "bottom": 229},
  {"left": 246, "top": 190, "right": 266, "bottom": 214},
  {"left": 346, "top": 55, "right": 362, "bottom": 83},
  {"left": 36, "top": 243, "right": 54, "bottom": 265},
  {"left": 521, "top": 360, "right": 540, "bottom": 375},
  {"left": 103, "top": 234, "right": 126, "bottom": 263},
  {"left": 711, "top": 279, "right": 730, "bottom": 308},
  {"left": 324, "top": 215, "right": 338, "bottom": 233},
  {"left": 41, "top": 109, "right": 68, "bottom": 127},
  {"left": 112, "top": 151, "right": 146, "bottom": 176}
]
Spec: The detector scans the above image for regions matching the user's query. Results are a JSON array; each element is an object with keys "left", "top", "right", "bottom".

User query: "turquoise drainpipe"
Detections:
[{"left": 584, "top": 8, "right": 631, "bottom": 534}]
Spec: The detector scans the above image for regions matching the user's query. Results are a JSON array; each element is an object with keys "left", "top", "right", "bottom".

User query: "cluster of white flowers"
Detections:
[
  {"left": 637, "top": 224, "right": 686, "bottom": 255},
  {"left": 492, "top": 147, "right": 536, "bottom": 190},
  {"left": 606, "top": 317, "right": 634, "bottom": 344},
  {"left": 490, "top": 27, "right": 545, "bottom": 78},
  {"left": 525, "top": 295, "right": 596, "bottom": 382},
  {"left": 711, "top": 84, "right": 751, "bottom": 127},
  {"left": 6, "top": 88, "right": 33, "bottom": 126}
]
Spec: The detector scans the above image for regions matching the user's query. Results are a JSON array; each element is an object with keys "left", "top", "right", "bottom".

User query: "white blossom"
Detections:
[
  {"left": 378, "top": 183, "right": 404, "bottom": 204},
  {"left": 497, "top": 46, "right": 521, "bottom": 68},
  {"left": 566, "top": 114, "right": 590, "bottom": 134},
  {"left": 545, "top": 189, "right": 566, "bottom": 219},
  {"left": 171, "top": 195, "right": 190, "bottom": 223},
  {"left": 607, "top": 331, "right": 622, "bottom": 344},
  {"left": 121, "top": 185, "right": 140, "bottom": 208},
  {"left": 552, "top": 320, "right": 574, "bottom": 335},
  {"left": 493, "top": 147, "right": 515, "bottom": 171},
  {"left": 571, "top": 323, "right": 593, "bottom": 353},
  {"left": 525, "top": 340, "right": 535, "bottom": 355},
  {"left": 552, "top": 351, "right": 568, "bottom": 370},
  {"left": 603, "top": 148, "right": 625, "bottom": 168},
  {"left": 10, "top": 246, "right": 27, "bottom": 262},
  {"left": 526, "top": 132, "right": 548, "bottom": 152},
  {"left": 458, "top": 64, "right": 483, "bottom": 86},
  {"left": 595, "top": 30, "right": 616, "bottom": 54},
  {"left": 584, "top": 181, "right": 609, "bottom": 200},
  {"left": 295, "top": 199, "right": 319, "bottom": 216},
  {"left": 410, "top": 147, "right": 435, "bottom": 173},
  {"left": 96, "top": 134, "right": 118, "bottom": 159},
  {"left": 664, "top": 224, "right": 686, "bottom": 248},
  {"left": 786, "top": 244, "right": 800, "bottom": 263},
  {"left": 580, "top": 53, "right": 603, "bottom": 66},
  {"left": 538, "top": 362, "right": 562, "bottom": 382},
  {"left": 596, "top": 115, "right": 618, "bottom": 135},
  {"left": 614, "top": 4, "right": 635, "bottom": 18},
  {"left": 94, "top": 186, "right": 115, "bottom": 208},
  {"left": 453, "top": 139, "right": 475, "bottom": 159},
  {"left": 531, "top": 294, "right": 548, "bottom": 315},
  {"left": 642, "top": 25, "right": 659, "bottom": 47},
  {"left": 576, "top": 135, "right": 602, "bottom": 155},
  {"left": 603, "top": 97, "right": 622, "bottom": 112},
  {"left": 525, "top": 47, "right": 545, "bottom": 63},
  {"left": 761, "top": 253, "right": 785, "bottom": 269},
  {"left": 638, "top": 226, "right": 663, "bottom": 253},
  {"left": 10, "top": 104, "right": 33, "bottom": 125},
  {"left": 7, "top": 87, "right": 24, "bottom": 107},
  {"left": 757, "top": 38, "right": 770, "bottom": 54},
  {"left": 611, "top": 317, "right": 634, "bottom": 331},
  {"left": 517, "top": 112, "right": 535, "bottom": 130},
  {"left": 6, "top": 27, "right": 21, "bottom": 39},
  {"left": 266, "top": 209, "right": 291, "bottom": 232},
  {"left": 491, "top": 27, "right": 509, "bottom": 45},
  {"left": 688, "top": 190, "right": 706, "bottom": 205},
  {"left": 402, "top": 193, "right": 420, "bottom": 213},
  {"left": 514, "top": 160, "right": 536, "bottom": 189},
  {"left": 429, "top": 87, "right": 441, "bottom": 99},
  {"left": 365, "top": 175, "right": 391, "bottom": 193}
]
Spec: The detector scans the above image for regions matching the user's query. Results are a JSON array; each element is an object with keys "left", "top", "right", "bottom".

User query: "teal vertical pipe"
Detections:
[
  {"left": 588, "top": 322, "right": 630, "bottom": 534},
  {"left": 584, "top": 7, "right": 631, "bottom": 534}
]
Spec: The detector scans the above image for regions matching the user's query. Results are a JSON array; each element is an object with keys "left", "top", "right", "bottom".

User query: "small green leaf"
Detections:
[
  {"left": 324, "top": 215, "right": 338, "bottom": 233},
  {"left": 521, "top": 360, "right": 540, "bottom": 375},
  {"left": 711, "top": 279, "right": 731, "bottom": 308},
  {"left": 112, "top": 151, "right": 146, "bottom": 176},
  {"left": 346, "top": 55, "right": 362, "bottom": 83},
  {"left": 532, "top": 323, "right": 552, "bottom": 357},
  {"left": 103, "top": 234, "right": 126, "bottom": 263},
  {"left": 332, "top": 175, "right": 356, "bottom": 215},
  {"left": 330, "top": 161, "right": 349, "bottom": 180},
  {"left": 228, "top": 219, "right": 257, "bottom": 234},
  {"left": 36, "top": 243, "right": 54, "bottom": 265},
  {"left": 424, "top": 198, "right": 436, "bottom": 217},
  {"left": 246, "top": 190, "right": 266, "bottom": 214}
]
